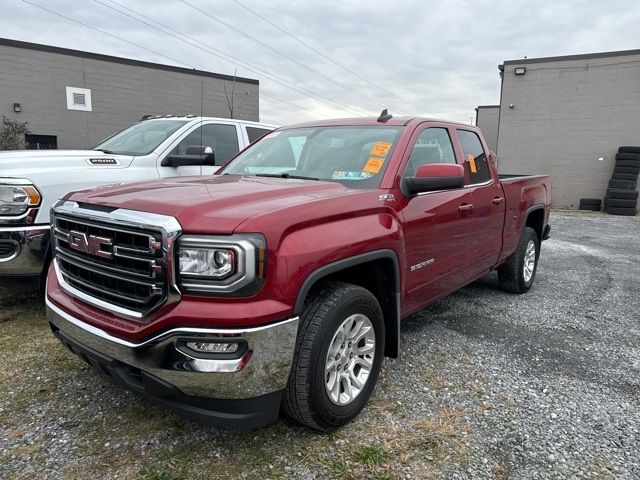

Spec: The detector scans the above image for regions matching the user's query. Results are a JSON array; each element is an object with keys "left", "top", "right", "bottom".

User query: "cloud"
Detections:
[{"left": 3, "top": 0, "right": 640, "bottom": 125}]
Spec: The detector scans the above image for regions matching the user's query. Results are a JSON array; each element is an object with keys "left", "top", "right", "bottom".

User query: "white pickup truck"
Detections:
[{"left": 0, "top": 116, "right": 276, "bottom": 290}]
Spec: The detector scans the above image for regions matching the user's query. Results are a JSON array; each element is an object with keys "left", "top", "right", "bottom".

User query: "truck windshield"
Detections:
[
  {"left": 94, "top": 120, "right": 189, "bottom": 156},
  {"left": 221, "top": 126, "right": 403, "bottom": 188}
]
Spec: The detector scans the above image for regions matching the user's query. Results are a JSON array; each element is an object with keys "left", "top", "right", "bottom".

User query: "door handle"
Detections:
[
  {"left": 492, "top": 197, "right": 504, "bottom": 205},
  {"left": 458, "top": 203, "right": 474, "bottom": 213}
]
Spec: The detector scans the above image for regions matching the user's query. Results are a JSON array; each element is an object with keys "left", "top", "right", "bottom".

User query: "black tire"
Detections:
[
  {"left": 579, "top": 205, "right": 600, "bottom": 211},
  {"left": 616, "top": 159, "right": 640, "bottom": 168},
  {"left": 606, "top": 206, "right": 637, "bottom": 216},
  {"left": 618, "top": 146, "right": 640, "bottom": 154},
  {"left": 616, "top": 152, "right": 640, "bottom": 161},
  {"left": 498, "top": 227, "right": 539, "bottom": 294},
  {"left": 614, "top": 166, "right": 640, "bottom": 175},
  {"left": 612, "top": 172, "right": 638, "bottom": 181},
  {"left": 579, "top": 198, "right": 601, "bottom": 206},
  {"left": 608, "top": 179, "right": 637, "bottom": 190},
  {"left": 282, "top": 282, "right": 385, "bottom": 430},
  {"left": 607, "top": 188, "right": 639, "bottom": 200},
  {"left": 607, "top": 198, "right": 638, "bottom": 208}
]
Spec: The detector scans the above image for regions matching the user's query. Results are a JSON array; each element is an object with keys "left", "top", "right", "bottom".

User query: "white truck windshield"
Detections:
[{"left": 94, "top": 120, "right": 189, "bottom": 156}]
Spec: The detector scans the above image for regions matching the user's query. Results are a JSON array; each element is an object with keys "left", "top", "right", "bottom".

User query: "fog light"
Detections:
[{"left": 185, "top": 341, "right": 239, "bottom": 354}]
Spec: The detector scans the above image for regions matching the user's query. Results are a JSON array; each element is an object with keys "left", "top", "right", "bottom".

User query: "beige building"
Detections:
[{"left": 477, "top": 49, "right": 640, "bottom": 208}]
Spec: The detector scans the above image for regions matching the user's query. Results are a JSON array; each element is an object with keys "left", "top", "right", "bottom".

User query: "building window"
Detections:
[
  {"left": 25, "top": 134, "right": 57, "bottom": 150},
  {"left": 66, "top": 86, "right": 92, "bottom": 111}
]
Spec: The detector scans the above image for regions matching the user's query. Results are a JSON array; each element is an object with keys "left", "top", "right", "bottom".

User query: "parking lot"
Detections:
[{"left": 0, "top": 211, "right": 638, "bottom": 479}]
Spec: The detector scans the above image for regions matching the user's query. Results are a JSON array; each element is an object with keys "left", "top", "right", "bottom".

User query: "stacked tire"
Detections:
[
  {"left": 605, "top": 147, "right": 639, "bottom": 216},
  {"left": 579, "top": 198, "right": 601, "bottom": 211}
]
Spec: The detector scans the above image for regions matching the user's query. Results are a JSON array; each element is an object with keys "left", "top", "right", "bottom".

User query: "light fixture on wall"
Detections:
[
  {"left": 13, "top": 103, "right": 21, "bottom": 113},
  {"left": 514, "top": 67, "right": 526, "bottom": 76}
]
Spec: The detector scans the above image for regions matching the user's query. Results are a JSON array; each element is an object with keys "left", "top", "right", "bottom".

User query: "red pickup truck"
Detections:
[{"left": 46, "top": 115, "right": 551, "bottom": 430}]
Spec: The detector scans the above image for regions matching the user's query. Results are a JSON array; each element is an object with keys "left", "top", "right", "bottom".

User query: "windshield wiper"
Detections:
[
  {"left": 94, "top": 148, "right": 115, "bottom": 154},
  {"left": 255, "top": 173, "right": 319, "bottom": 181}
]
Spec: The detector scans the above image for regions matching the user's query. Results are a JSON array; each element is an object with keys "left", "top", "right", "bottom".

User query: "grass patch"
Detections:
[{"left": 354, "top": 445, "right": 386, "bottom": 467}]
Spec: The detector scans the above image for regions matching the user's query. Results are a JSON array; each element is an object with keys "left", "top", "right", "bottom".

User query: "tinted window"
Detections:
[
  {"left": 458, "top": 130, "right": 491, "bottom": 184},
  {"left": 405, "top": 127, "right": 456, "bottom": 176},
  {"left": 246, "top": 126, "right": 272, "bottom": 143},
  {"left": 173, "top": 124, "right": 239, "bottom": 165}
]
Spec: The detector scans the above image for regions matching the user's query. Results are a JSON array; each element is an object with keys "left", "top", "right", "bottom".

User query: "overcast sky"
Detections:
[{"left": 2, "top": 0, "right": 639, "bottom": 125}]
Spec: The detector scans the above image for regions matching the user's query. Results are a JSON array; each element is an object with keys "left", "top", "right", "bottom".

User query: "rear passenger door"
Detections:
[
  {"left": 159, "top": 122, "right": 242, "bottom": 177},
  {"left": 399, "top": 125, "right": 477, "bottom": 314},
  {"left": 455, "top": 129, "right": 505, "bottom": 273}
]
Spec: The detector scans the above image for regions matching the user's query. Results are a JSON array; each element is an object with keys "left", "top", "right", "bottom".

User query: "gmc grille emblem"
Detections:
[{"left": 67, "top": 231, "right": 113, "bottom": 259}]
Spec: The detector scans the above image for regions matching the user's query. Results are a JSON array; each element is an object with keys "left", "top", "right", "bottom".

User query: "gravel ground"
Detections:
[{"left": 1, "top": 211, "right": 639, "bottom": 479}]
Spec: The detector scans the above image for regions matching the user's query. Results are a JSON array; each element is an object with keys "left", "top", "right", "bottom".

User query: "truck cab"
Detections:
[{"left": 0, "top": 116, "right": 276, "bottom": 290}]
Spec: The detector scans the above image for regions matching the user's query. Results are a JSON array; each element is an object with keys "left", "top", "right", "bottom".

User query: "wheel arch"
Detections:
[
  {"left": 525, "top": 204, "right": 546, "bottom": 243},
  {"left": 293, "top": 250, "right": 401, "bottom": 358}
]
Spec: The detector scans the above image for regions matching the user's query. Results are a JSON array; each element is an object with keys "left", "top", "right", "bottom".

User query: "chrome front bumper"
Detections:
[
  {"left": 46, "top": 298, "right": 299, "bottom": 399},
  {"left": 0, "top": 225, "right": 50, "bottom": 276}
]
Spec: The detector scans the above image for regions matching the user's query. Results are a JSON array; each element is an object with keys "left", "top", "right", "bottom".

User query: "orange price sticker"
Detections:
[
  {"left": 370, "top": 142, "right": 392, "bottom": 157},
  {"left": 363, "top": 157, "right": 385, "bottom": 174},
  {"left": 467, "top": 154, "right": 477, "bottom": 173}
]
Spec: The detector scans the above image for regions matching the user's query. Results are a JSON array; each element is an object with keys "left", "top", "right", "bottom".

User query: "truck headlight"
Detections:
[
  {"left": 179, "top": 248, "right": 236, "bottom": 279},
  {"left": 0, "top": 180, "right": 41, "bottom": 217},
  {"left": 177, "top": 234, "right": 266, "bottom": 295}
]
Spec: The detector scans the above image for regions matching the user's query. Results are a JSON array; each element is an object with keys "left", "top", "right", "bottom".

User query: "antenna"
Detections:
[
  {"left": 200, "top": 80, "right": 204, "bottom": 176},
  {"left": 377, "top": 109, "right": 393, "bottom": 123}
]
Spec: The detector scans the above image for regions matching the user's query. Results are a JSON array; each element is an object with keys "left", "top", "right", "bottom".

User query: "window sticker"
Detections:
[
  {"left": 332, "top": 171, "right": 374, "bottom": 180},
  {"left": 363, "top": 157, "right": 385, "bottom": 174},
  {"left": 370, "top": 142, "right": 392, "bottom": 157},
  {"left": 467, "top": 154, "right": 477, "bottom": 173}
]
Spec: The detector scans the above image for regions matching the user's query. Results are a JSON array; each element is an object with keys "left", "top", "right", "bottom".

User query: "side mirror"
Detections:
[
  {"left": 161, "top": 146, "right": 215, "bottom": 167},
  {"left": 402, "top": 163, "right": 465, "bottom": 195}
]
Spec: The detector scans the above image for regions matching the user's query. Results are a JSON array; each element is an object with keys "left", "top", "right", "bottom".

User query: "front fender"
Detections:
[{"left": 275, "top": 212, "right": 403, "bottom": 305}]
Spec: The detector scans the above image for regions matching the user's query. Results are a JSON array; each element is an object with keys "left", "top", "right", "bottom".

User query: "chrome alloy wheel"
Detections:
[
  {"left": 523, "top": 239, "right": 536, "bottom": 282},
  {"left": 325, "top": 313, "right": 376, "bottom": 406}
]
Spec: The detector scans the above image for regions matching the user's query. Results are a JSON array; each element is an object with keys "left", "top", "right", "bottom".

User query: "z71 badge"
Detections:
[{"left": 378, "top": 194, "right": 395, "bottom": 202}]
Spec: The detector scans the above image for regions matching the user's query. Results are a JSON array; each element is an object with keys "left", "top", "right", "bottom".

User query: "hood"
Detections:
[
  {"left": 66, "top": 175, "right": 366, "bottom": 234},
  {"left": 0, "top": 150, "right": 134, "bottom": 178}
]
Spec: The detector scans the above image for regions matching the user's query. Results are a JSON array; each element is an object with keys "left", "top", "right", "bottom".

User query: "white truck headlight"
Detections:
[
  {"left": 177, "top": 234, "right": 266, "bottom": 295},
  {"left": 0, "top": 180, "right": 41, "bottom": 217}
]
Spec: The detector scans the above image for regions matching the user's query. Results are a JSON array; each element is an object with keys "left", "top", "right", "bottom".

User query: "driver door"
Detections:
[
  {"left": 398, "top": 124, "right": 477, "bottom": 314},
  {"left": 159, "top": 122, "right": 242, "bottom": 177}
]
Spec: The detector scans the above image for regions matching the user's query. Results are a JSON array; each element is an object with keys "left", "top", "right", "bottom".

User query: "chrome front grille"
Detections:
[{"left": 51, "top": 201, "right": 182, "bottom": 318}]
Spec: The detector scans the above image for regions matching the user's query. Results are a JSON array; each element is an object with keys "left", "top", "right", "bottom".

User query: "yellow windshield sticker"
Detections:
[
  {"left": 370, "top": 142, "right": 392, "bottom": 157},
  {"left": 467, "top": 154, "right": 477, "bottom": 173},
  {"left": 363, "top": 157, "right": 385, "bottom": 174}
]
